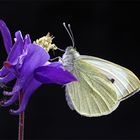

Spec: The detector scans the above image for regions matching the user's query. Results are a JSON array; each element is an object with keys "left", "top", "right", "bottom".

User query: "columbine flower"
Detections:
[{"left": 0, "top": 20, "right": 76, "bottom": 115}]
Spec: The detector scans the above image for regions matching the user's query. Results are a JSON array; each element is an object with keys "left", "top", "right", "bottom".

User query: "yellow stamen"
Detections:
[{"left": 34, "top": 32, "right": 57, "bottom": 52}]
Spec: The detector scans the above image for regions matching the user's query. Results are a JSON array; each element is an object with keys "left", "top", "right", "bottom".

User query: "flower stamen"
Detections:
[{"left": 34, "top": 32, "right": 57, "bottom": 52}]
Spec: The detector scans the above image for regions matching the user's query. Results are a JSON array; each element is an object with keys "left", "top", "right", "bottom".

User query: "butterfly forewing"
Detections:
[
  {"left": 66, "top": 59, "right": 120, "bottom": 117},
  {"left": 79, "top": 55, "right": 140, "bottom": 100}
]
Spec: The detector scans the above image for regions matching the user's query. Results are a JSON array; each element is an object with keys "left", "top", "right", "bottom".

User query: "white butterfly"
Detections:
[{"left": 61, "top": 23, "right": 140, "bottom": 117}]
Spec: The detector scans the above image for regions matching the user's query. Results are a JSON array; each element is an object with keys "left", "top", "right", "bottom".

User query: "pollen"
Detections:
[{"left": 34, "top": 33, "right": 57, "bottom": 52}]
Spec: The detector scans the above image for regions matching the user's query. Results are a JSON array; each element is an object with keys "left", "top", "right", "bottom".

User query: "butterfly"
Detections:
[{"left": 61, "top": 23, "right": 140, "bottom": 117}]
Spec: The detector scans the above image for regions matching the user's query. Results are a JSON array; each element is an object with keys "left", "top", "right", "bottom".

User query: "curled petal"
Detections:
[
  {"left": 0, "top": 20, "right": 12, "bottom": 54},
  {"left": 34, "top": 62, "right": 77, "bottom": 85},
  {"left": 4, "top": 78, "right": 25, "bottom": 97},
  {"left": 3, "top": 91, "right": 13, "bottom": 96},
  {"left": 2, "top": 92, "right": 19, "bottom": 107},
  {"left": 0, "top": 83, "right": 7, "bottom": 89},
  {"left": 0, "top": 72, "right": 15, "bottom": 83},
  {"left": 0, "top": 66, "right": 9, "bottom": 77},
  {"left": 1, "top": 77, "right": 26, "bottom": 107},
  {"left": 10, "top": 78, "right": 41, "bottom": 115}
]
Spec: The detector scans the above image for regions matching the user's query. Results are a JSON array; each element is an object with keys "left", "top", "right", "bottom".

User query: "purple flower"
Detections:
[{"left": 0, "top": 20, "right": 77, "bottom": 115}]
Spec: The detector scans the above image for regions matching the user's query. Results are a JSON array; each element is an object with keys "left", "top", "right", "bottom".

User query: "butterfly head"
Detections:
[
  {"left": 64, "top": 46, "right": 79, "bottom": 58},
  {"left": 65, "top": 46, "right": 76, "bottom": 53},
  {"left": 62, "top": 23, "right": 80, "bottom": 57}
]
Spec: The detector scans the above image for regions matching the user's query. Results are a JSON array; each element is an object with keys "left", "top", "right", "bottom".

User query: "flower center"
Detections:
[{"left": 34, "top": 33, "right": 57, "bottom": 52}]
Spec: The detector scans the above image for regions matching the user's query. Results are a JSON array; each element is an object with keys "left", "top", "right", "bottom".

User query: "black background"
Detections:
[{"left": 0, "top": 0, "right": 140, "bottom": 140}]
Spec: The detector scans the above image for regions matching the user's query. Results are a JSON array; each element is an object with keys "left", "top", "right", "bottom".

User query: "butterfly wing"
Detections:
[
  {"left": 79, "top": 55, "right": 140, "bottom": 101},
  {"left": 65, "top": 59, "right": 120, "bottom": 117}
]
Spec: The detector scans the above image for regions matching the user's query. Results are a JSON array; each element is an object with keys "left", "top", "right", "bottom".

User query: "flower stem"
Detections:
[{"left": 18, "top": 92, "right": 25, "bottom": 140}]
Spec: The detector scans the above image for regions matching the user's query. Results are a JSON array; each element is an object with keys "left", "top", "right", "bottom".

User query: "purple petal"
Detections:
[
  {"left": 34, "top": 62, "right": 77, "bottom": 85},
  {"left": 10, "top": 78, "right": 41, "bottom": 115},
  {"left": 0, "top": 20, "right": 12, "bottom": 54},
  {"left": 3, "top": 31, "right": 26, "bottom": 76},
  {"left": 7, "top": 31, "right": 24, "bottom": 64},
  {"left": 2, "top": 91, "right": 19, "bottom": 107},
  {"left": 5, "top": 78, "right": 25, "bottom": 96},
  {"left": 0, "top": 66, "right": 9, "bottom": 77},
  {"left": 20, "top": 44, "right": 50, "bottom": 78},
  {"left": 3, "top": 61, "right": 20, "bottom": 77},
  {"left": 0, "top": 83, "right": 7, "bottom": 89},
  {"left": 2, "top": 73, "right": 27, "bottom": 96},
  {"left": 24, "top": 34, "right": 31, "bottom": 46},
  {"left": 15, "top": 31, "right": 23, "bottom": 41},
  {"left": 46, "top": 62, "right": 63, "bottom": 67},
  {"left": 0, "top": 72, "right": 15, "bottom": 83},
  {"left": 3, "top": 91, "right": 13, "bottom": 96},
  {"left": 3, "top": 61, "right": 13, "bottom": 68}
]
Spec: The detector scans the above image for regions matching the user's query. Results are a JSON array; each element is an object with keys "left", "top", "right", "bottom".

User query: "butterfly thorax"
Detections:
[{"left": 62, "top": 47, "right": 80, "bottom": 71}]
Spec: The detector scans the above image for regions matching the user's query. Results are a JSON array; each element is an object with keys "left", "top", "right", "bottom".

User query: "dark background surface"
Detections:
[{"left": 0, "top": 0, "right": 140, "bottom": 140}]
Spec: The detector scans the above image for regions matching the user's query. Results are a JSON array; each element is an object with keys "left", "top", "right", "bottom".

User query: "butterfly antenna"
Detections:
[
  {"left": 68, "top": 24, "right": 75, "bottom": 47},
  {"left": 63, "top": 22, "right": 75, "bottom": 47}
]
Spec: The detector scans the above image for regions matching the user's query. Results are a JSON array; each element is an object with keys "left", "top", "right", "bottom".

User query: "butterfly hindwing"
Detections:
[{"left": 66, "top": 59, "right": 120, "bottom": 117}]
